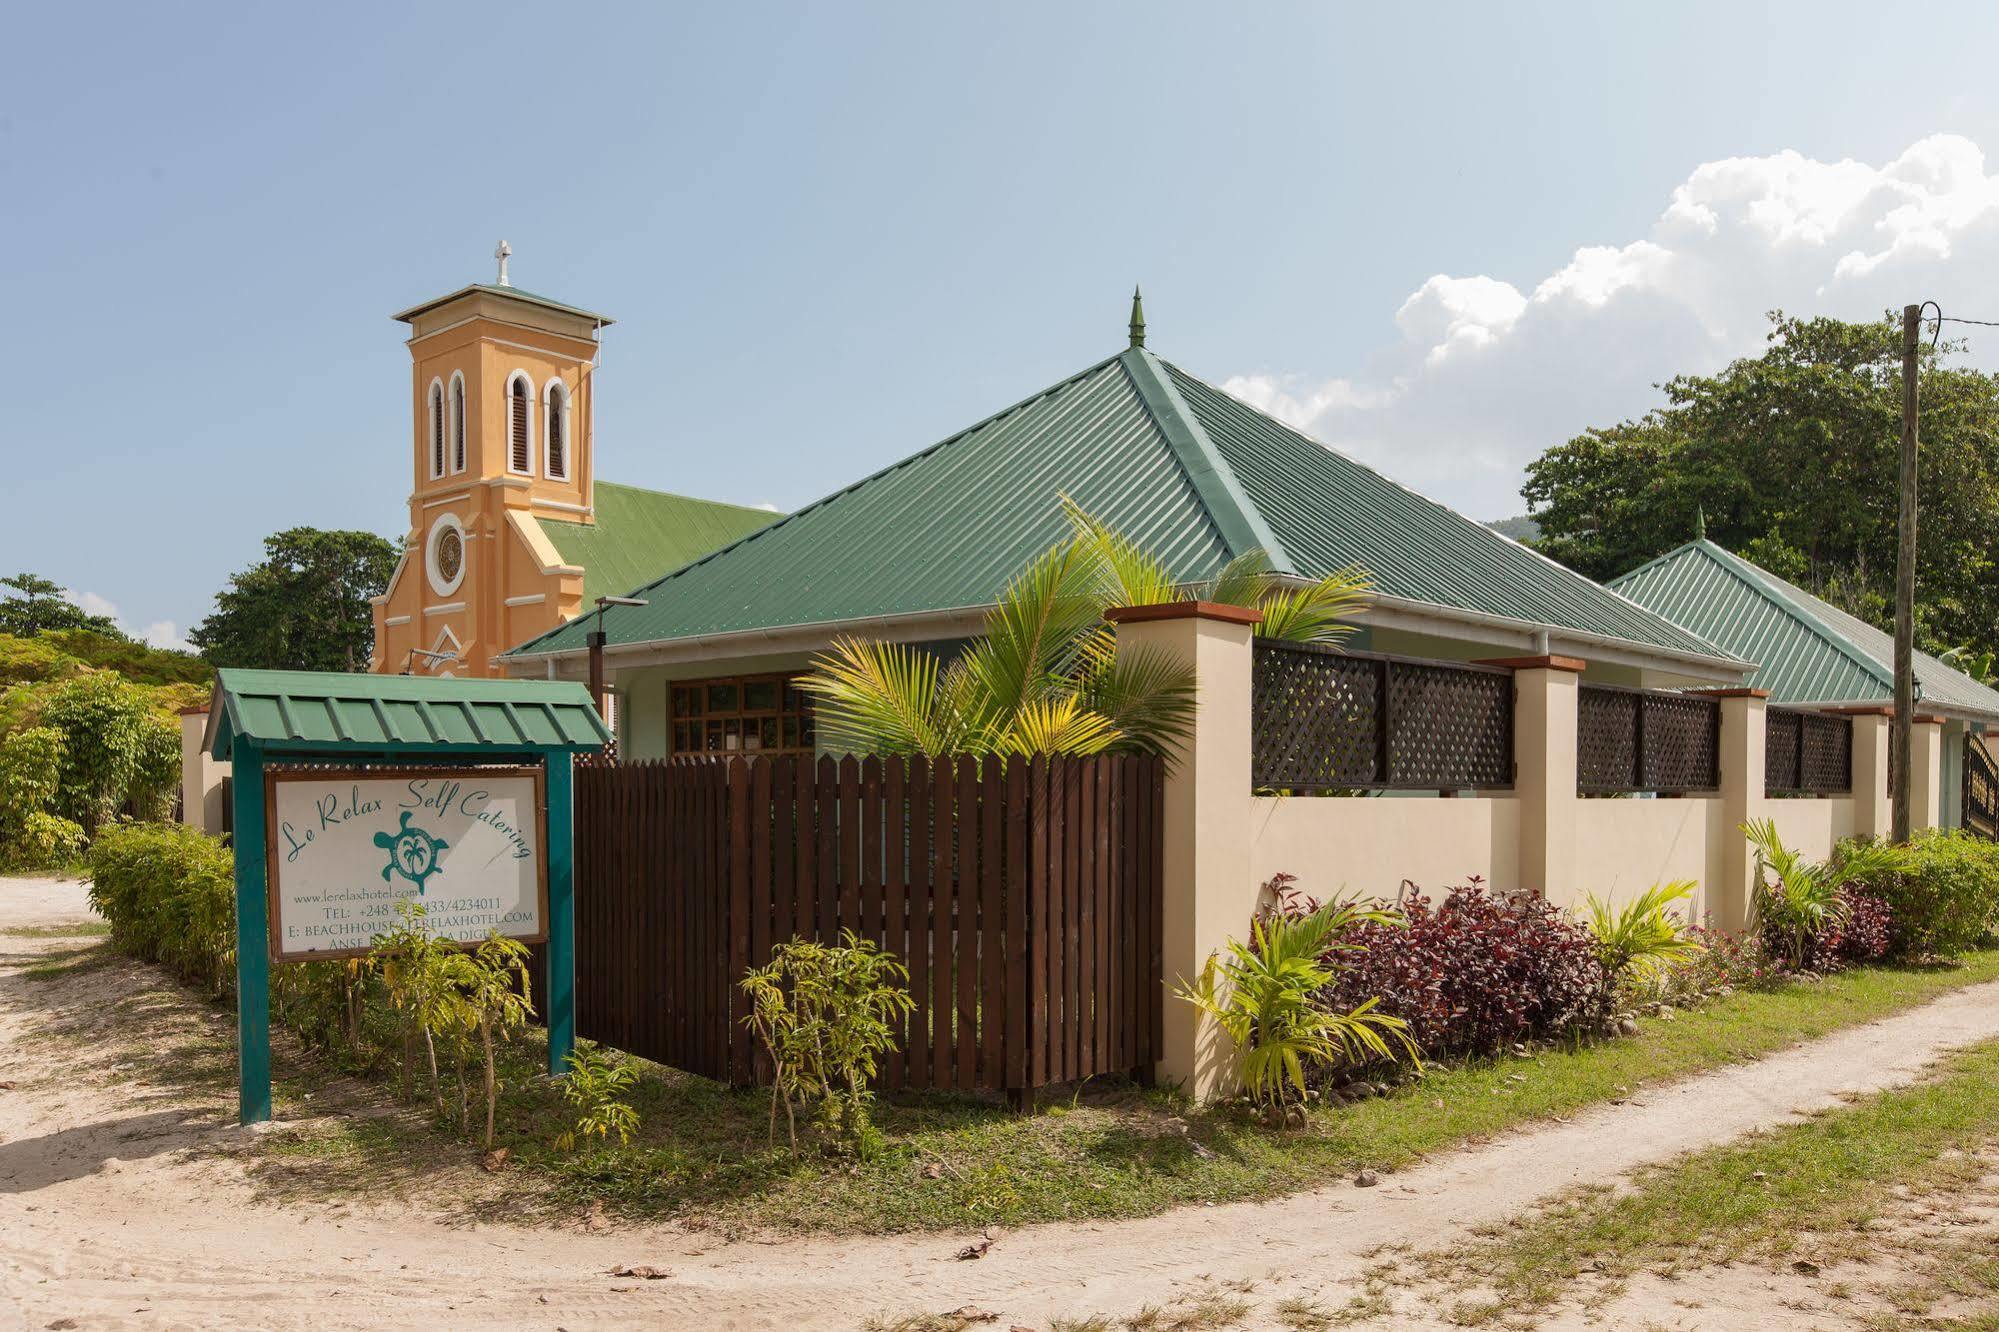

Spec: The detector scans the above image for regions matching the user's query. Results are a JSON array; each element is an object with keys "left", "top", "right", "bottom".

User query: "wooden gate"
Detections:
[
  {"left": 573, "top": 752, "right": 1163, "bottom": 1095},
  {"left": 1965, "top": 736, "right": 1999, "bottom": 841}
]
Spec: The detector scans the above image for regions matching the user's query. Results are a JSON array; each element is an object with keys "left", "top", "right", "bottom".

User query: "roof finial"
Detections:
[
  {"left": 1128, "top": 285, "right": 1146, "bottom": 349},
  {"left": 1695, "top": 505, "right": 1706, "bottom": 541},
  {"left": 494, "top": 239, "right": 513, "bottom": 288}
]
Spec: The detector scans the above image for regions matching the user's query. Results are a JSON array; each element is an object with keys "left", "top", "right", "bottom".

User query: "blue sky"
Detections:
[{"left": 10, "top": 2, "right": 1999, "bottom": 646}]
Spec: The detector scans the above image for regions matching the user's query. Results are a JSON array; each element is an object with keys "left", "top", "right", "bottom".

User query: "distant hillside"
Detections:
[{"left": 1487, "top": 515, "right": 1541, "bottom": 542}]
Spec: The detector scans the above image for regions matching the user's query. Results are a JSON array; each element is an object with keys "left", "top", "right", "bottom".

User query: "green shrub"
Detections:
[
  {"left": 742, "top": 932, "right": 916, "bottom": 1157},
  {"left": 14, "top": 811, "right": 86, "bottom": 868},
  {"left": 35, "top": 672, "right": 183, "bottom": 835},
  {"left": 1584, "top": 880, "right": 1698, "bottom": 996},
  {"left": 0, "top": 726, "right": 66, "bottom": 864},
  {"left": 1847, "top": 831, "right": 1999, "bottom": 960},
  {"left": 86, "top": 821, "right": 234, "bottom": 992},
  {"left": 1178, "top": 900, "right": 1416, "bottom": 1122}
]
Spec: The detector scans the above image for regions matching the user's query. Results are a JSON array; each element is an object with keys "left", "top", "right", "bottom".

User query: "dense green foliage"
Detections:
[
  {"left": 86, "top": 822, "right": 235, "bottom": 992},
  {"left": 1522, "top": 313, "right": 1999, "bottom": 657},
  {"left": 189, "top": 527, "right": 399, "bottom": 671},
  {"left": 0, "top": 573, "right": 122, "bottom": 638},
  {"left": 1848, "top": 829, "right": 1999, "bottom": 959}
]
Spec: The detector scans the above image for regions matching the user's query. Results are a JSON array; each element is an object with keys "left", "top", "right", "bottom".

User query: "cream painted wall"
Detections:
[
  {"left": 1248, "top": 795, "right": 1518, "bottom": 902},
  {"left": 1573, "top": 797, "right": 1721, "bottom": 919},
  {"left": 178, "top": 711, "right": 226, "bottom": 835}
]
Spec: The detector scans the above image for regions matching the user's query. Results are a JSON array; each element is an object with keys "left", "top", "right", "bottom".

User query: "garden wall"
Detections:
[
  {"left": 1248, "top": 795, "right": 1519, "bottom": 901},
  {"left": 1572, "top": 797, "right": 1723, "bottom": 920}
]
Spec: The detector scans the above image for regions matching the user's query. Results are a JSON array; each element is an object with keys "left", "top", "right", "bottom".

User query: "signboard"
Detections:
[{"left": 264, "top": 766, "right": 547, "bottom": 961}]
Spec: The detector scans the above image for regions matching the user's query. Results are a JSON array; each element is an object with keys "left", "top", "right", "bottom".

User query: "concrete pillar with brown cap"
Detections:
[
  {"left": 1911, "top": 714, "right": 1946, "bottom": 831},
  {"left": 1833, "top": 706, "right": 1893, "bottom": 842},
  {"left": 1103, "top": 600, "right": 1260, "bottom": 1100},
  {"left": 1475, "top": 655, "right": 1585, "bottom": 907},
  {"left": 1700, "top": 687, "right": 1769, "bottom": 932}
]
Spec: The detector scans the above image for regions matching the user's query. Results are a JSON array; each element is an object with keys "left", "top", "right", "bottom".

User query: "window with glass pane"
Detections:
[{"left": 667, "top": 674, "right": 814, "bottom": 757}]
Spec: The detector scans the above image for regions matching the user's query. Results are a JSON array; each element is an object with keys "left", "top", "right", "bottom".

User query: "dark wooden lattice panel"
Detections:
[
  {"left": 1765, "top": 708, "right": 1802, "bottom": 793},
  {"left": 1799, "top": 713, "right": 1852, "bottom": 793},
  {"left": 1965, "top": 738, "right": 1999, "bottom": 840},
  {"left": 1251, "top": 642, "right": 1380, "bottom": 789},
  {"left": 1251, "top": 642, "right": 1514, "bottom": 791},
  {"left": 1385, "top": 659, "right": 1513, "bottom": 788},
  {"left": 1641, "top": 693, "right": 1720, "bottom": 790},
  {"left": 1766, "top": 708, "right": 1852, "bottom": 795},
  {"left": 1577, "top": 686, "right": 1640, "bottom": 791},
  {"left": 1579, "top": 684, "right": 1718, "bottom": 793}
]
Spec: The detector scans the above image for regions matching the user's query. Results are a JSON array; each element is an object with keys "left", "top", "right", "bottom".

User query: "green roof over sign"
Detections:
[
  {"left": 536, "top": 481, "right": 780, "bottom": 608},
  {"left": 1610, "top": 538, "right": 1999, "bottom": 723},
  {"left": 508, "top": 346, "right": 1737, "bottom": 668},
  {"left": 205, "top": 669, "right": 611, "bottom": 758}
]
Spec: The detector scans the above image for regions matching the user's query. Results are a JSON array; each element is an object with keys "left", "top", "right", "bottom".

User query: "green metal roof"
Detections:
[
  {"left": 1610, "top": 539, "right": 1999, "bottom": 722},
  {"left": 507, "top": 347, "right": 1737, "bottom": 667},
  {"left": 205, "top": 669, "right": 611, "bottom": 758},
  {"left": 537, "top": 481, "right": 780, "bottom": 607}
]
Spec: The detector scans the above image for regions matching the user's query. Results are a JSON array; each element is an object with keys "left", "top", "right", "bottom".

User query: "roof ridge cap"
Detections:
[
  {"left": 1120, "top": 348, "right": 1293, "bottom": 573},
  {"left": 586, "top": 478, "right": 779, "bottom": 517},
  {"left": 1693, "top": 540, "right": 1896, "bottom": 692}
]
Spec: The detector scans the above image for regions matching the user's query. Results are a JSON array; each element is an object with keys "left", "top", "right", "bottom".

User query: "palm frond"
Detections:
[
  {"left": 795, "top": 638, "right": 958, "bottom": 756},
  {"left": 998, "top": 694, "right": 1122, "bottom": 757},
  {"left": 961, "top": 535, "right": 1111, "bottom": 722},
  {"left": 1585, "top": 880, "right": 1698, "bottom": 987},
  {"left": 1205, "top": 548, "right": 1275, "bottom": 610},
  {"left": 1072, "top": 636, "right": 1197, "bottom": 759},
  {"left": 1062, "top": 497, "right": 1179, "bottom": 607},
  {"left": 1256, "top": 565, "right": 1373, "bottom": 645}
]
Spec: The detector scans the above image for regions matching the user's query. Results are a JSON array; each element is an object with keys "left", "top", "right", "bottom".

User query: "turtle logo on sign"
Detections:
[{"left": 374, "top": 810, "right": 449, "bottom": 892}]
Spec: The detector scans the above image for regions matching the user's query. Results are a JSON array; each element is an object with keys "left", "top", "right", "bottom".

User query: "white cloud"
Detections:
[
  {"left": 65, "top": 588, "right": 190, "bottom": 651},
  {"left": 1224, "top": 133, "right": 1999, "bottom": 518}
]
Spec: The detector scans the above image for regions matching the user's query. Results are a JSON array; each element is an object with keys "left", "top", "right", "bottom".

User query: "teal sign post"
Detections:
[{"left": 206, "top": 670, "right": 609, "bottom": 1125}]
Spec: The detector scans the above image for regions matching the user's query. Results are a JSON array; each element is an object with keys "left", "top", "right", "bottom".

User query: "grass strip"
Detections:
[
  {"left": 1425, "top": 1037, "right": 1999, "bottom": 1318},
  {"left": 466, "top": 950, "right": 1999, "bottom": 1232}
]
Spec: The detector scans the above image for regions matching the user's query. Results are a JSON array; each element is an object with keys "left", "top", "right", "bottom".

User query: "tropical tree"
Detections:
[
  {"left": 0, "top": 574, "right": 123, "bottom": 639},
  {"left": 189, "top": 528, "right": 399, "bottom": 671},
  {"left": 799, "top": 502, "right": 1370, "bottom": 759},
  {"left": 1521, "top": 312, "right": 1999, "bottom": 659}
]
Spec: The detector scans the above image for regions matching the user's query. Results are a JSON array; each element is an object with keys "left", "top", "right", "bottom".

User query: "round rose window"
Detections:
[{"left": 436, "top": 527, "right": 463, "bottom": 583}]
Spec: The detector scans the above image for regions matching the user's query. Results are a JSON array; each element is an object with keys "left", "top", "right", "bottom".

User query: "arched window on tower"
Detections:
[
  {"left": 507, "top": 374, "right": 533, "bottom": 475},
  {"left": 427, "top": 380, "right": 446, "bottom": 479},
  {"left": 545, "top": 380, "right": 570, "bottom": 481},
  {"left": 449, "top": 374, "right": 466, "bottom": 473}
]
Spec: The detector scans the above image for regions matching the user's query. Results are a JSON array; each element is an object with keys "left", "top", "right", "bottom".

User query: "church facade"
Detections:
[{"left": 368, "top": 254, "right": 775, "bottom": 682}]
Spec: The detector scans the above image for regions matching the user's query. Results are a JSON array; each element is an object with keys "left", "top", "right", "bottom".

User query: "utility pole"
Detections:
[{"left": 1892, "top": 303, "right": 1920, "bottom": 843}]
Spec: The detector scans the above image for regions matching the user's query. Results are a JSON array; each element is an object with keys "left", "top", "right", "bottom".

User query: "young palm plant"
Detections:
[
  {"left": 1740, "top": 819, "right": 1897, "bottom": 969},
  {"left": 1584, "top": 880, "right": 1699, "bottom": 997},
  {"left": 1175, "top": 901, "right": 1415, "bottom": 1123},
  {"left": 801, "top": 500, "right": 1370, "bottom": 759}
]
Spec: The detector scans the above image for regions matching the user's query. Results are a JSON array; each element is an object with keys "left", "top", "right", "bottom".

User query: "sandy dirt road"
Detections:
[{"left": 1, "top": 877, "right": 1996, "bottom": 1330}]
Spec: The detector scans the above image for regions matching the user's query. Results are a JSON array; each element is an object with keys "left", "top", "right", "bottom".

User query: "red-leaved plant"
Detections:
[{"left": 1308, "top": 875, "right": 1609, "bottom": 1059}]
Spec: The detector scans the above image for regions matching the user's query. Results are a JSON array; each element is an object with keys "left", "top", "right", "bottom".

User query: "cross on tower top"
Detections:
[{"left": 494, "top": 240, "right": 513, "bottom": 288}]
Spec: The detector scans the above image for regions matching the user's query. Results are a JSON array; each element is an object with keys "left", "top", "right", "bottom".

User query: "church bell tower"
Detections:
[{"left": 369, "top": 246, "right": 614, "bottom": 677}]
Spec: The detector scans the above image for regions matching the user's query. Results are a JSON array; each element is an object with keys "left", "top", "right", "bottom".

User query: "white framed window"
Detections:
[
  {"left": 506, "top": 372, "right": 534, "bottom": 475},
  {"left": 544, "top": 378, "right": 572, "bottom": 481},
  {"left": 449, "top": 372, "right": 467, "bottom": 474},
  {"left": 425, "top": 513, "right": 468, "bottom": 598},
  {"left": 426, "top": 379, "right": 447, "bottom": 479}
]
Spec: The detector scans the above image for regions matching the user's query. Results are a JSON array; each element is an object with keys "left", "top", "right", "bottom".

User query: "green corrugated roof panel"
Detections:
[
  {"left": 508, "top": 347, "right": 1739, "bottom": 667},
  {"left": 1165, "top": 364, "right": 1730, "bottom": 660},
  {"left": 206, "top": 669, "right": 610, "bottom": 758},
  {"left": 1610, "top": 539, "right": 1999, "bottom": 722},
  {"left": 536, "top": 481, "right": 780, "bottom": 607}
]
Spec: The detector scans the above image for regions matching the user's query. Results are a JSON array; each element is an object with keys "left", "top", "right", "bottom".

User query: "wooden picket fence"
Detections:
[{"left": 572, "top": 752, "right": 1163, "bottom": 1097}]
